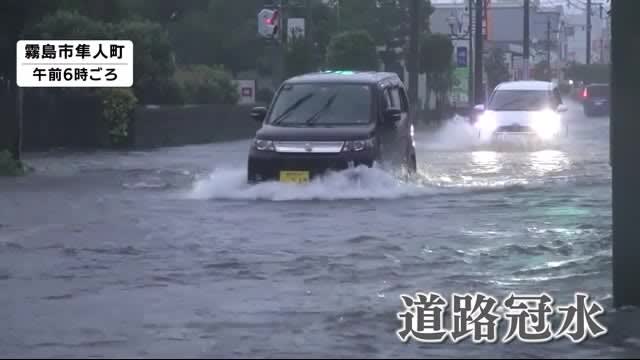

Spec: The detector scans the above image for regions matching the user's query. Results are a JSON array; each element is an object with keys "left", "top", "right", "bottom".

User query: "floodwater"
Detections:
[{"left": 1, "top": 100, "right": 637, "bottom": 358}]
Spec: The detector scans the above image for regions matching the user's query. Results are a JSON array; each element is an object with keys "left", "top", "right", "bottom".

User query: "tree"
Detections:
[
  {"left": 326, "top": 30, "right": 379, "bottom": 71},
  {"left": 484, "top": 47, "right": 510, "bottom": 92},
  {"left": 326, "top": 0, "right": 434, "bottom": 67},
  {"left": 167, "top": 0, "right": 266, "bottom": 76},
  {"left": 285, "top": 34, "right": 315, "bottom": 78},
  {"left": 113, "top": 20, "right": 175, "bottom": 103},
  {"left": 26, "top": 10, "right": 112, "bottom": 39},
  {"left": 419, "top": 33, "right": 454, "bottom": 110}
]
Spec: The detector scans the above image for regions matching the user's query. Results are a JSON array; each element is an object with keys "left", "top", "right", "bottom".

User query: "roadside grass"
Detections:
[{"left": 0, "top": 150, "right": 28, "bottom": 176}]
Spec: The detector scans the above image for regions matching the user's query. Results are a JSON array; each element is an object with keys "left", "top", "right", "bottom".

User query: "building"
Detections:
[
  {"left": 564, "top": 10, "right": 609, "bottom": 64},
  {"left": 431, "top": 0, "right": 566, "bottom": 82}
]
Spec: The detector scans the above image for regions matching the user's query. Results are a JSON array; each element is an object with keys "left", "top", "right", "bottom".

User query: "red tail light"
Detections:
[{"left": 582, "top": 88, "right": 588, "bottom": 98}]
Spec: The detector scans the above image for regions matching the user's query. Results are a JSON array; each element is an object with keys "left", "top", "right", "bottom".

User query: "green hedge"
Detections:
[{"left": 174, "top": 65, "right": 239, "bottom": 105}]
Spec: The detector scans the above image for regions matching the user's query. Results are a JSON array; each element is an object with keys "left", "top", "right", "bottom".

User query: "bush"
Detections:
[
  {"left": 0, "top": 150, "right": 24, "bottom": 176},
  {"left": 174, "top": 65, "right": 239, "bottom": 105},
  {"left": 326, "top": 30, "right": 379, "bottom": 71},
  {"left": 96, "top": 88, "right": 138, "bottom": 146}
]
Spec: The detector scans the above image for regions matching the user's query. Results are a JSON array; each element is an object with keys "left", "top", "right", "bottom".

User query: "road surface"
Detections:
[{"left": 1, "top": 101, "right": 637, "bottom": 357}]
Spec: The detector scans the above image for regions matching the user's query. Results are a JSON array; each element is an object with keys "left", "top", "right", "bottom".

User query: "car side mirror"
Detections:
[
  {"left": 473, "top": 104, "right": 485, "bottom": 112},
  {"left": 384, "top": 108, "right": 402, "bottom": 123},
  {"left": 250, "top": 107, "right": 267, "bottom": 122},
  {"left": 557, "top": 104, "right": 568, "bottom": 113}
]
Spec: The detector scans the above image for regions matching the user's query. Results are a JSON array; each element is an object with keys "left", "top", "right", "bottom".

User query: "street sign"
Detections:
[
  {"left": 287, "top": 18, "right": 305, "bottom": 41},
  {"left": 236, "top": 79, "right": 256, "bottom": 104},
  {"left": 16, "top": 40, "right": 133, "bottom": 88}
]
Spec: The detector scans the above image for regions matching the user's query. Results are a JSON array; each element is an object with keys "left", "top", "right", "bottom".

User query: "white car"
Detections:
[{"left": 473, "top": 81, "right": 569, "bottom": 141}]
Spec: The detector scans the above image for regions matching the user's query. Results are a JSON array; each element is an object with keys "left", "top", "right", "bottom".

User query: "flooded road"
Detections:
[{"left": 1, "top": 100, "right": 636, "bottom": 357}]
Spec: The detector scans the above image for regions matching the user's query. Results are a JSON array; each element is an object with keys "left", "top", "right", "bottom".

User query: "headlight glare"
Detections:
[
  {"left": 475, "top": 112, "right": 497, "bottom": 131},
  {"left": 531, "top": 110, "right": 561, "bottom": 139}
]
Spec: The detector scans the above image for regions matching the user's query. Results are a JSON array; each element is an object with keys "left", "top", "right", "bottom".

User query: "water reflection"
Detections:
[
  {"left": 529, "top": 150, "right": 571, "bottom": 176},
  {"left": 471, "top": 151, "right": 502, "bottom": 174}
]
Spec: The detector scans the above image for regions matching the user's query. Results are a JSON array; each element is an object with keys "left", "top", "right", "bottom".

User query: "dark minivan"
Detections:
[
  {"left": 582, "top": 83, "right": 610, "bottom": 117},
  {"left": 247, "top": 71, "right": 417, "bottom": 183}
]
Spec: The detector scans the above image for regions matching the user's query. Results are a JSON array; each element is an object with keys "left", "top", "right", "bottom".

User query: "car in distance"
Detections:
[
  {"left": 246, "top": 70, "right": 417, "bottom": 183},
  {"left": 581, "top": 83, "right": 610, "bottom": 117},
  {"left": 473, "top": 80, "right": 569, "bottom": 142}
]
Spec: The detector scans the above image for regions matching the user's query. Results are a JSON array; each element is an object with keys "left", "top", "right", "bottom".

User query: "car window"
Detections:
[
  {"left": 390, "top": 87, "right": 402, "bottom": 111},
  {"left": 488, "top": 90, "right": 554, "bottom": 111},
  {"left": 588, "top": 85, "right": 609, "bottom": 98},
  {"left": 268, "top": 83, "right": 372, "bottom": 126},
  {"left": 382, "top": 87, "right": 393, "bottom": 110},
  {"left": 398, "top": 87, "right": 409, "bottom": 112}
]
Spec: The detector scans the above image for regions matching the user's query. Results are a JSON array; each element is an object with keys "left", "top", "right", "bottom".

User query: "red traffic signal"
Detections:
[
  {"left": 258, "top": 8, "right": 279, "bottom": 39},
  {"left": 266, "top": 10, "right": 279, "bottom": 25}
]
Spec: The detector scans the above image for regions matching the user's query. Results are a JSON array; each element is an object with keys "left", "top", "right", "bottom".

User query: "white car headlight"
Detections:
[
  {"left": 342, "top": 138, "right": 375, "bottom": 152},
  {"left": 475, "top": 112, "right": 497, "bottom": 131},
  {"left": 531, "top": 110, "right": 561, "bottom": 139},
  {"left": 254, "top": 139, "right": 275, "bottom": 151}
]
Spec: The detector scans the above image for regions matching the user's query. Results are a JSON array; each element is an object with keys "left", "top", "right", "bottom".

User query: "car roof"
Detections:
[
  {"left": 285, "top": 71, "right": 401, "bottom": 85},
  {"left": 494, "top": 81, "right": 555, "bottom": 91},
  {"left": 586, "top": 83, "right": 609, "bottom": 87}
]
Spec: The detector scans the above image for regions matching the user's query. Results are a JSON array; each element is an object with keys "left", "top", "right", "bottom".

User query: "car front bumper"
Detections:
[
  {"left": 485, "top": 124, "right": 562, "bottom": 141},
  {"left": 247, "top": 148, "right": 376, "bottom": 182}
]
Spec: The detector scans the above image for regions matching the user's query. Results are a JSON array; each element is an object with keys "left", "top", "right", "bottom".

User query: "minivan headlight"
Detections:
[
  {"left": 254, "top": 139, "right": 275, "bottom": 151},
  {"left": 342, "top": 138, "right": 375, "bottom": 152}
]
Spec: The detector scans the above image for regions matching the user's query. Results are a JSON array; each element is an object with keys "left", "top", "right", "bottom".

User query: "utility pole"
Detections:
[
  {"left": 306, "top": 0, "right": 313, "bottom": 67},
  {"left": 611, "top": 0, "right": 640, "bottom": 308},
  {"left": 468, "top": 0, "right": 474, "bottom": 105},
  {"left": 408, "top": 0, "right": 421, "bottom": 116},
  {"left": 278, "top": 0, "right": 288, "bottom": 83},
  {"left": 586, "top": 0, "right": 592, "bottom": 65},
  {"left": 474, "top": 0, "right": 484, "bottom": 104},
  {"left": 523, "top": 0, "right": 530, "bottom": 80},
  {"left": 547, "top": 17, "right": 552, "bottom": 80},
  {"left": 14, "top": 87, "right": 23, "bottom": 162}
]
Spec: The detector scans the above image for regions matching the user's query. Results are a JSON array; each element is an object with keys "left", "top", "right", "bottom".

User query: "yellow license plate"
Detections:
[{"left": 279, "top": 171, "right": 310, "bottom": 183}]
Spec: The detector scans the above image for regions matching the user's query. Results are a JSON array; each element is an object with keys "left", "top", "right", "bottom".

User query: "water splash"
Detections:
[
  {"left": 184, "top": 165, "right": 438, "bottom": 201},
  {"left": 417, "top": 115, "right": 484, "bottom": 151}
]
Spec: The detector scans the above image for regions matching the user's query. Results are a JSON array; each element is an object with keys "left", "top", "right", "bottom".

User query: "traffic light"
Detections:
[{"left": 258, "top": 8, "right": 279, "bottom": 39}]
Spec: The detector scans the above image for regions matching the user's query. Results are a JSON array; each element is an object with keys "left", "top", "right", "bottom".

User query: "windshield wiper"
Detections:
[
  {"left": 304, "top": 93, "right": 337, "bottom": 126},
  {"left": 270, "top": 93, "right": 315, "bottom": 125}
]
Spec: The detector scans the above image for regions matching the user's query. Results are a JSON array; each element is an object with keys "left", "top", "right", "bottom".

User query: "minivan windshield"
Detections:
[
  {"left": 267, "top": 83, "right": 372, "bottom": 126},
  {"left": 488, "top": 90, "right": 552, "bottom": 111}
]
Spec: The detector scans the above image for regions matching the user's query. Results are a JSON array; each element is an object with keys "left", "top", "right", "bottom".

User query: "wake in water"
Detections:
[
  {"left": 418, "top": 115, "right": 567, "bottom": 153},
  {"left": 184, "top": 165, "right": 438, "bottom": 201},
  {"left": 182, "top": 165, "right": 550, "bottom": 202}
]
